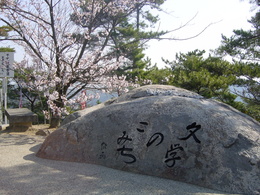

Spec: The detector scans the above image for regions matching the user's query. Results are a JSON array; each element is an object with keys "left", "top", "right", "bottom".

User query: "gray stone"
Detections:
[
  {"left": 5, "top": 108, "right": 38, "bottom": 131},
  {"left": 60, "top": 102, "right": 112, "bottom": 126},
  {"left": 35, "top": 129, "right": 50, "bottom": 136},
  {"left": 60, "top": 85, "right": 203, "bottom": 125},
  {"left": 37, "top": 85, "right": 260, "bottom": 195},
  {"left": 115, "top": 85, "right": 204, "bottom": 102}
]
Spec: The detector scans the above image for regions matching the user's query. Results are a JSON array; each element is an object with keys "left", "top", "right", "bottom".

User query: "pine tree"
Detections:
[
  {"left": 111, "top": 1, "right": 167, "bottom": 83},
  {"left": 164, "top": 50, "right": 236, "bottom": 99},
  {"left": 0, "top": 25, "right": 15, "bottom": 52},
  {"left": 217, "top": 11, "right": 260, "bottom": 121}
]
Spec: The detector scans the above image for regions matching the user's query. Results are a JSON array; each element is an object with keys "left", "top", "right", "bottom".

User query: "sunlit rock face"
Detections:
[{"left": 37, "top": 85, "right": 260, "bottom": 195}]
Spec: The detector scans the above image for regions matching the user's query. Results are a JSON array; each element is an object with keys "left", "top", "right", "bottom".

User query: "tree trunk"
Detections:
[
  {"left": 49, "top": 95, "right": 63, "bottom": 128},
  {"left": 49, "top": 116, "right": 60, "bottom": 128}
]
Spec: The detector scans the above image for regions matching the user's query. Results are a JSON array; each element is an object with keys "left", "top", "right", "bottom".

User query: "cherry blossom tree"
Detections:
[{"left": 0, "top": 0, "right": 162, "bottom": 126}]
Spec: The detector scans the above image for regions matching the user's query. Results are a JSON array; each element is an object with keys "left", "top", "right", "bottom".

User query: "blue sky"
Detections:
[{"left": 145, "top": 0, "right": 257, "bottom": 67}]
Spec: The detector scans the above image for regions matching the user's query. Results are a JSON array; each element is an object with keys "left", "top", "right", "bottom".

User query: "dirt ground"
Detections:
[{"left": 0, "top": 124, "right": 57, "bottom": 136}]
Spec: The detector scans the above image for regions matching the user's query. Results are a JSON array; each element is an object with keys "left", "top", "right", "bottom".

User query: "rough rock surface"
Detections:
[
  {"left": 37, "top": 85, "right": 260, "bottom": 195},
  {"left": 5, "top": 108, "right": 38, "bottom": 131},
  {"left": 35, "top": 129, "right": 50, "bottom": 136}
]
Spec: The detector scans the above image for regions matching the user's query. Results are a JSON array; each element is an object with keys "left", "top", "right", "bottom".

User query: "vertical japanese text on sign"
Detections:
[{"left": 0, "top": 52, "right": 14, "bottom": 78}]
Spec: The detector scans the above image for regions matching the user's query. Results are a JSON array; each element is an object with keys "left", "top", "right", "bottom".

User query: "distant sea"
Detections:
[
  {"left": 229, "top": 86, "right": 246, "bottom": 103},
  {"left": 86, "top": 85, "right": 246, "bottom": 108}
]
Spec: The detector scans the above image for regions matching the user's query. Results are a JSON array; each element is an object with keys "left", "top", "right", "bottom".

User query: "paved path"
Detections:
[{"left": 0, "top": 134, "right": 239, "bottom": 195}]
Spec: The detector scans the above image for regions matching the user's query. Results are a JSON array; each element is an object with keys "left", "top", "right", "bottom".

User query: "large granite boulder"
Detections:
[{"left": 37, "top": 85, "right": 260, "bottom": 195}]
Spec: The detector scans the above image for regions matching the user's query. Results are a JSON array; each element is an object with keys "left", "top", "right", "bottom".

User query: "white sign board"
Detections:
[{"left": 0, "top": 52, "right": 14, "bottom": 77}]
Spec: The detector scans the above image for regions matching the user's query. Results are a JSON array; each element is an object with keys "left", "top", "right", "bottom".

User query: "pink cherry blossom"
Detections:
[{"left": 0, "top": 0, "right": 157, "bottom": 116}]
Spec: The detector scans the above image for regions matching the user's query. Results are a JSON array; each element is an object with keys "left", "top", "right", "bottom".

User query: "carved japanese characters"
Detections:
[{"left": 37, "top": 85, "right": 260, "bottom": 195}]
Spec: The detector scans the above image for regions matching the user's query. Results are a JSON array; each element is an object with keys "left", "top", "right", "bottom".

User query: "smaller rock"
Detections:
[
  {"left": 36, "top": 129, "right": 50, "bottom": 136},
  {"left": 5, "top": 108, "right": 38, "bottom": 132}
]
